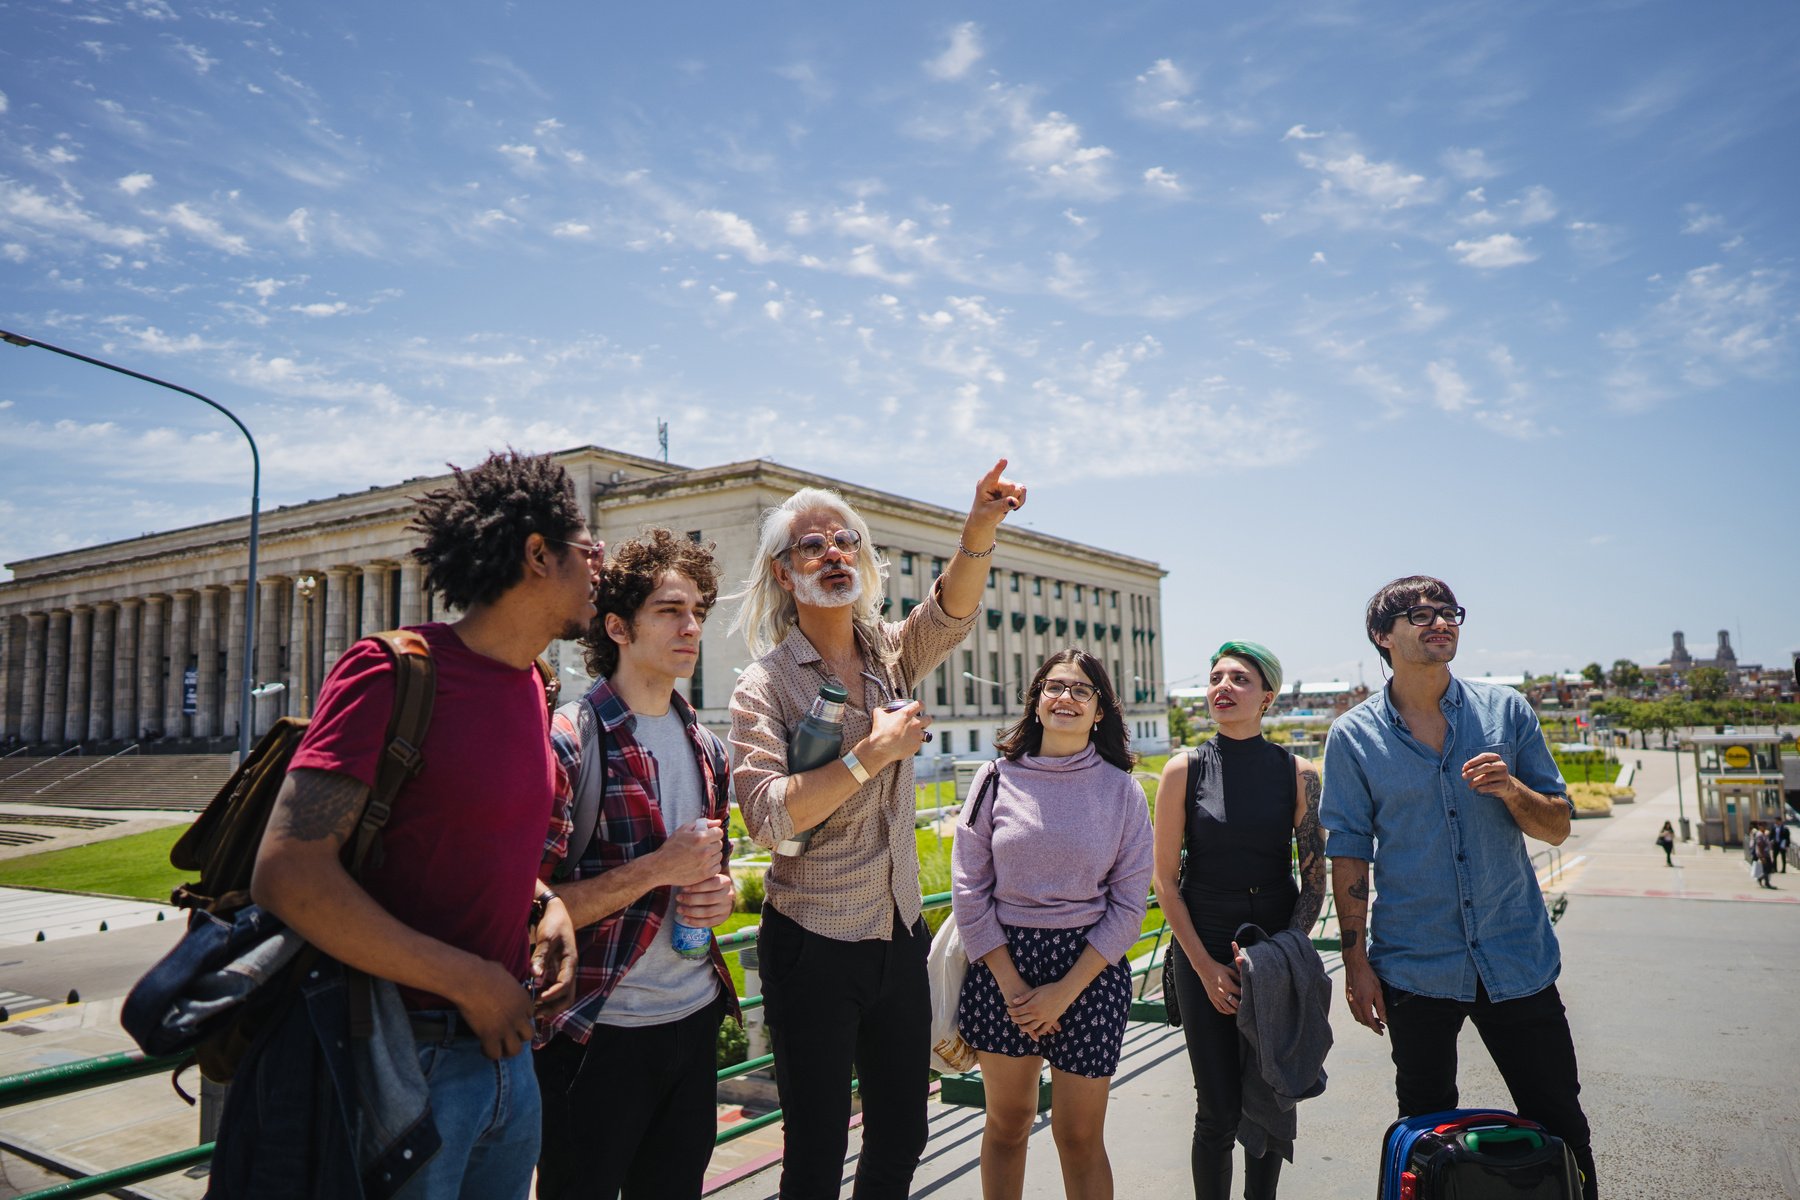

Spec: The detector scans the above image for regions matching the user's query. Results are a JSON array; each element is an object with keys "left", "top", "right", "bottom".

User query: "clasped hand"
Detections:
[{"left": 1005, "top": 980, "right": 1072, "bottom": 1039}]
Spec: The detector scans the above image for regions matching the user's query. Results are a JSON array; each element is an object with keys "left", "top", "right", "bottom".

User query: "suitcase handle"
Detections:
[
  {"left": 1464, "top": 1128, "right": 1545, "bottom": 1154},
  {"left": 1431, "top": 1113, "right": 1543, "bottom": 1136}
]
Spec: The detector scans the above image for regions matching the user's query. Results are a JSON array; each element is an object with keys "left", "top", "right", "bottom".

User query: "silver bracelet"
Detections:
[{"left": 957, "top": 539, "right": 995, "bottom": 559}]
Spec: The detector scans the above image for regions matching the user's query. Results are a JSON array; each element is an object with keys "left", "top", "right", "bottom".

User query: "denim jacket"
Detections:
[
  {"left": 207, "top": 957, "right": 439, "bottom": 1200},
  {"left": 1320, "top": 677, "right": 1569, "bottom": 1003}
]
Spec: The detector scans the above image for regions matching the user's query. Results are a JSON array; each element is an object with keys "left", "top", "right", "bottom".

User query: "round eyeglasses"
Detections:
[
  {"left": 1041, "top": 680, "right": 1097, "bottom": 703},
  {"left": 785, "top": 529, "right": 861, "bottom": 561}
]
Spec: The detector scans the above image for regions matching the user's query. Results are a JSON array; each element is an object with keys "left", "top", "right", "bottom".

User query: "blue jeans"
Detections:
[{"left": 394, "top": 1018, "right": 541, "bottom": 1200}]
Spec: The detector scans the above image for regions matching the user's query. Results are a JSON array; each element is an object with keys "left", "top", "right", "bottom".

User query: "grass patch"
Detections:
[
  {"left": 0, "top": 825, "right": 188, "bottom": 902},
  {"left": 1553, "top": 751, "right": 1621, "bottom": 784}
]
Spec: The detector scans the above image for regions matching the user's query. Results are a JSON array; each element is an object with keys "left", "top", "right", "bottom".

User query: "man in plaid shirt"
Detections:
[{"left": 534, "top": 530, "right": 740, "bottom": 1200}]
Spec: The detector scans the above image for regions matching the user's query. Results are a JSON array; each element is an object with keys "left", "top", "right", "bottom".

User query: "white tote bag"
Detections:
[{"left": 927, "top": 914, "right": 977, "bottom": 1073}]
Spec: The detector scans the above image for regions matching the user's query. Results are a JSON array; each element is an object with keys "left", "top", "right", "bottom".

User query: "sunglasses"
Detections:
[
  {"left": 785, "top": 529, "right": 862, "bottom": 561},
  {"left": 547, "top": 536, "right": 605, "bottom": 562},
  {"left": 1398, "top": 604, "right": 1466, "bottom": 627}
]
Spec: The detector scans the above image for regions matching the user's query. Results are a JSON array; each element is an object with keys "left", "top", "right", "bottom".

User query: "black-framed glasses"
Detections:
[
  {"left": 1042, "top": 680, "right": 1097, "bottom": 703},
  {"left": 785, "top": 529, "right": 861, "bottom": 561},
  {"left": 547, "top": 536, "right": 605, "bottom": 562},
  {"left": 1399, "top": 604, "right": 1466, "bottom": 627}
]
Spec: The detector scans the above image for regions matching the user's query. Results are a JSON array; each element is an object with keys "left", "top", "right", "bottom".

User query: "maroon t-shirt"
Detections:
[{"left": 289, "top": 622, "right": 554, "bottom": 1010}]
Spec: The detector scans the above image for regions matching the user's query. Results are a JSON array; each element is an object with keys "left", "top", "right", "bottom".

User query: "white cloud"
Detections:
[
  {"left": 162, "top": 202, "right": 250, "bottom": 255},
  {"left": 1309, "top": 251, "right": 1327, "bottom": 265},
  {"left": 1129, "top": 58, "right": 1247, "bottom": 133},
  {"left": 1300, "top": 151, "right": 1430, "bottom": 210},
  {"left": 1450, "top": 233, "right": 1537, "bottom": 269},
  {"left": 689, "top": 208, "right": 778, "bottom": 263},
  {"left": 1440, "top": 147, "right": 1498, "bottom": 180},
  {"left": 1, "top": 243, "right": 27, "bottom": 262},
  {"left": 290, "top": 301, "right": 350, "bottom": 317},
  {"left": 0, "top": 90, "right": 8, "bottom": 115},
  {"left": 1259, "top": 211, "right": 1285, "bottom": 225},
  {"left": 118, "top": 172, "right": 156, "bottom": 195},
  {"left": 1681, "top": 205, "right": 1725, "bottom": 235},
  {"left": 1507, "top": 185, "right": 1557, "bottom": 225},
  {"left": 551, "top": 220, "right": 592, "bottom": 238},
  {"left": 127, "top": 0, "right": 178, "bottom": 19},
  {"left": 763, "top": 300, "right": 784, "bottom": 320},
  {"left": 1427, "top": 361, "right": 1476, "bottom": 411},
  {"left": 1282, "top": 125, "right": 1325, "bottom": 141},
  {"left": 1007, "top": 103, "right": 1115, "bottom": 198},
  {"left": 926, "top": 22, "right": 984, "bottom": 81},
  {"left": 711, "top": 287, "right": 737, "bottom": 308},
  {"left": 497, "top": 143, "right": 539, "bottom": 167},
  {"left": 46, "top": 146, "right": 78, "bottom": 165},
  {"left": 0, "top": 181, "right": 155, "bottom": 249},
  {"left": 242, "top": 277, "right": 288, "bottom": 301},
  {"left": 174, "top": 41, "right": 217, "bottom": 73},
  {"left": 284, "top": 207, "right": 310, "bottom": 245},
  {"left": 1142, "top": 166, "right": 1185, "bottom": 197},
  {"left": 1062, "top": 208, "right": 1087, "bottom": 227}
]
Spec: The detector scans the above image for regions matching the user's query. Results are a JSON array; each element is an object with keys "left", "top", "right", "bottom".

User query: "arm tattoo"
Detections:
[
  {"left": 1348, "top": 878, "right": 1370, "bottom": 901},
  {"left": 1290, "top": 768, "right": 1326, "bottom": 932},
  {"left": 268, "top": 769, "right": 369, "bottom": 845}
]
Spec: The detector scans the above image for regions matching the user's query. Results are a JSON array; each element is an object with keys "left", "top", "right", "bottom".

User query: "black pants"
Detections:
[
  {"left": 758, "top": 904, "right": 929, "bottom": 1200},
  {"left": 1173, "top": 885, "right": 1295, "bottom": 1200},
  {"left": 1382, "top": 979, "right": 1597, "bottom": 1200},
  {"left": 533, "top": 990, "right": 726, "bottom": 1200}
]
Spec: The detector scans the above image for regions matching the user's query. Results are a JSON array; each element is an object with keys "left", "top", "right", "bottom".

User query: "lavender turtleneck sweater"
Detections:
[{"left": 951, "top": 744, "right": 1154, "bottom": 966}]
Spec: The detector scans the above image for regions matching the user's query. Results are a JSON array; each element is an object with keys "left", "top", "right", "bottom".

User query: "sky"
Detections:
[{"left": 2, "top": 0, "right": 1796, "bottom": 692}]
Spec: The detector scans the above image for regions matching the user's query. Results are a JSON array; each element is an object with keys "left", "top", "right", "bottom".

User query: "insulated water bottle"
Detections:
[
  {"left": 670, "top": 817, "right": 716, "bottom": 959},
  {"left": 774, "top": 683, "right": 849, "bottom": 856}
]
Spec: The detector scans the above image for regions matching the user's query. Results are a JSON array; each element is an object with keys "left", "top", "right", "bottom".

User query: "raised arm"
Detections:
[
  {"left": 936, "top": 458, "right": 1026, "bottom": 621},
  {"left": 253, "top": 768, "right": 536, "bottom": 1059}
]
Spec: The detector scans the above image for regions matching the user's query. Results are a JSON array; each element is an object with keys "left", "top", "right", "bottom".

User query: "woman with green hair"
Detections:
[{"left": 1151, "top": 641, "right": 1326, "bottom": 1200}]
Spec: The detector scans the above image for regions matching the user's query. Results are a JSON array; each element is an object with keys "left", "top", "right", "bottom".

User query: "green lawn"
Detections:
[{"left": 0, "top": 825, "right": 189, "bottom": 902}]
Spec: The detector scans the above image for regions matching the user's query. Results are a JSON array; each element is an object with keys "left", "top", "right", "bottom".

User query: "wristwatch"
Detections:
[
  {"left": 530, "top": 889, "right": 559, "bottom": 927},
  {"left": 841, "top": 750, "right": 872, "bottom": 785}
]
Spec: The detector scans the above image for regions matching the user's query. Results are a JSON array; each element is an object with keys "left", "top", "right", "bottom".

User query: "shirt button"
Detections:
[
  {"left": 1463, "top": 899, "right": 1473, "bottom": 908},
  {"left": 1457, "top": 853, "right": 1466, "bottom": 861},
  {"left": 1471, "top": 940, "right": 1481, "bottom": 949},
  {"left": 1448, "top": 810, "right": 1457, "bottom": 818}
]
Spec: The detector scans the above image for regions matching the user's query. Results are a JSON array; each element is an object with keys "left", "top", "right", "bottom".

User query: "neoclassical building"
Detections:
[{"left": 0, "top": 446, "right": 1168, "bottom": 758}]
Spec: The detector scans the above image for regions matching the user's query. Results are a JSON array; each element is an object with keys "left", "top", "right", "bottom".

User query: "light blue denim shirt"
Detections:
[{"left": 1321, "top": 676, "right": 1570, "bottom": 1003}]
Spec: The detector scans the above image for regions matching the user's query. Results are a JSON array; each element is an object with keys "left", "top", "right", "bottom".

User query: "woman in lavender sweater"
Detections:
[{"left": 951, "top": 649, "right": 1154, "bottom": 1200}]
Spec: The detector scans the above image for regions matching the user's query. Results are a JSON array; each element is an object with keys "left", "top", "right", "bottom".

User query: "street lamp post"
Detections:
[
  {"left": 294, "top": 575, "right": 318, "bottom": 717},
  {"left": 2, "top": 329, "right": 263, "bottom": 762}
]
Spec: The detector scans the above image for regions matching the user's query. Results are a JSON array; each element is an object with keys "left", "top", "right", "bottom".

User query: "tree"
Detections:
[
  {"left": 1609, "top": 659, "right": 1643, "bottom": 691},
  {"left": 1687, "top": 666, "right": 1728, "bottom": 702},
  {"left": 1581, "top": 662, "right": 1605, "bottom": 685},
  {"left": 1168, "top": 705, "right": 1195, "bottom": 747}
]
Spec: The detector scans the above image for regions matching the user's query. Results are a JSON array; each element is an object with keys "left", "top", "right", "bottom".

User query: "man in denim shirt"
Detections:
[{"left": 1322, "top": 576, "right": 1596, "bottom": 1200}]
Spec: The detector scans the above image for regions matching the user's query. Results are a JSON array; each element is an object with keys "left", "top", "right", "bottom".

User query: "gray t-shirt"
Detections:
[{"left": 596, "top": 705, "right": 721, "bottom": 1027}]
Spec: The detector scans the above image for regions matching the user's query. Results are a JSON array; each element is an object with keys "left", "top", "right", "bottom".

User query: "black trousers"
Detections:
[
  {"left": 1382, "top": 979, "right": 1597, "bottom": 1200},
  {"left": 1172, "top": 885, "right": 1295, "bottom": 1200},
  {"left": 758, "top": 904, "right": 929, "bottom": 1200},
  {"left": 533, "top": 990, "right": 726, "bottom": 1200}
]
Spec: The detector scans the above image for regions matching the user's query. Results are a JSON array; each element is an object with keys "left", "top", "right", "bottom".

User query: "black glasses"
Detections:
[
  {"left": 785, "top": 529, "right": 861, "bottom": 561},
  {"left": 547, "top": 536, "right": 604, "bottom": 562},
  {"left": 1399, "top": 604, "right": 1466, "bottom": 627},
  {"left": 1042, "top": 680, "right": 1097, "bottom": 703}
]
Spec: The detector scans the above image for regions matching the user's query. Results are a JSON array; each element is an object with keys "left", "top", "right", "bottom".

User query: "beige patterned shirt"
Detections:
[{"left": 729, "top": 580, "right": 977, "bottom": 941}]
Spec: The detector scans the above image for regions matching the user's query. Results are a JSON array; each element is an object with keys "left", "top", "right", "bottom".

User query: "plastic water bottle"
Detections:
[
  {"left": 670, "top": 818, "right": 715, "bottom": 960},
  {"left": 774, "top": 683, "right": 848, "bottom": 856}
]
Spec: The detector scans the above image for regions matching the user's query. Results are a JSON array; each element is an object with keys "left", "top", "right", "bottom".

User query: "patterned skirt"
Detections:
[{"left": 955, "top": 923, "right": 1132, "bottom": 1079}]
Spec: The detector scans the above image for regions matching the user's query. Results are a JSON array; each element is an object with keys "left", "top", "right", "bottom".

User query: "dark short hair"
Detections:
[
  {"left": 409, "top": 450, "right": 585, "bottom": 611},
  {"left": 993, "top": 649, "right": 1135, "bottom": 772},
  {"left": 583, "top": 528, "right": 720, "bottom": 678},
  {"left": 1365, "top": 575, "right": 1459, "bottom": 666}
]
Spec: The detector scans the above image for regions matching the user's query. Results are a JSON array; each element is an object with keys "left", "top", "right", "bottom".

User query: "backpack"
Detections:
[{"left": 126, "top": 630, "right": 436, "bottom": 1082}]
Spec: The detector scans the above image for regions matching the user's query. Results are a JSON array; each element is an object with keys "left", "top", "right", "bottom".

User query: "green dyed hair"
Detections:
[{"left": 1211, "top": 640, "right": 1283, "bottom": 696}]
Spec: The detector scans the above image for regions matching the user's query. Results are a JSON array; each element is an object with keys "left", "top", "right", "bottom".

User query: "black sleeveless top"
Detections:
[{"left": 1180, "top": 733, "right": 1297, "bottom": 894}]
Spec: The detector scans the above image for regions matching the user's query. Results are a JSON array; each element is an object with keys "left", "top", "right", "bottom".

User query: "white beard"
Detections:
[{"left": 792, "top": 569, "right": 862, "bottom": 609}]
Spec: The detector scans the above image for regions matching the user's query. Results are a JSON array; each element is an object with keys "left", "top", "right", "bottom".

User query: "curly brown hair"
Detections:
[
  {"left": 409, "top": 450, "right": 585, "bottom": 611},
  {"left": 583, "top": 528, "right": 721, "bottom": 678}
]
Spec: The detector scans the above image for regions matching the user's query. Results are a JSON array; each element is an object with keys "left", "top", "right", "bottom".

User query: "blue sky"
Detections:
[{"left": 3, "top": 0, "right": 1796, "bottom": 690}]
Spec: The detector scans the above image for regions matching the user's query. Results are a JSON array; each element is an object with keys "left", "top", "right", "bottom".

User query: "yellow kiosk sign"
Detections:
[{"left": 1722, "top": 745, "right": 1753, "bottom": 769}]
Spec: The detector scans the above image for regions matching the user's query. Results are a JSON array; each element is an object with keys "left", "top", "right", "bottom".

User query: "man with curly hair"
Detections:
[
  {"left": 237, "top": 450, "right": 593, "bottom": 1200},
  {"left": 534, "top": 528, "right": 739, "bottom": 1200}
]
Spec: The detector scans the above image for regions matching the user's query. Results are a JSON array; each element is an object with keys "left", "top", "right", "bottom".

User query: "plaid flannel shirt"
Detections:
[{"left": 538, "top": 678, "right": 739, "bottom": 1044}]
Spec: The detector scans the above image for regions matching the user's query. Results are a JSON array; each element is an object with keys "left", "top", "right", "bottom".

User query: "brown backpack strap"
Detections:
[
  {"left": 534, "top": 655, "right": 561, "bottom": 716},
  {"left": 347, "top": 630, "right": 436, "bottom": 877}
]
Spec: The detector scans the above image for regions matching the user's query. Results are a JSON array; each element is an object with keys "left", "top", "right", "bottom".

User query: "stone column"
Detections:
[
  {"left": 139, "top": 596, "right": 165, "bottom": 738},
  {"left": 87, "top": 603, "right": 116, "bottom": 742},
  {"left": 113, "top": 600, "right": 140, "bottom": 740},
  {"left": 223, "top": 582, "right": 247, "bottom": 741},
  {"left": 65, "top": 606, "right": 93, "bottom": 744},
  {"left": 0, "top": 616, "right": 16, "bottom": 742},
  {"left": 195, "top": 588, "right": 220, "bottom": 739},
  {"left": 165, "top": 590, "right": 193, "bottom": 738},
  {"left": 360, "top": 564, "right": 386, "bottom": 638},
  {"left": 399, "top": 562, "right": 424, "bottom": 626},
  {"left": 322, "top": 567, "right": 351, "bottom": 672},
  {"left": 21, "top": 613, "right": 48, "bottom": 744},
  {"left": 43, "top": 610, "right": 70, "bottom": 746},
  {"left": 256, "top": 578, "right": 282, "bottom": 734}
]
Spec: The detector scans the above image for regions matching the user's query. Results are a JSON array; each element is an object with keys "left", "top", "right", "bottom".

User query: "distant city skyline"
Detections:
[{"left": 4, "top": 1, "right": 1795, "bottom": 688}]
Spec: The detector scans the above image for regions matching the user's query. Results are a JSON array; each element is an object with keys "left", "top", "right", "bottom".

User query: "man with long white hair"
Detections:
[{"left": 729, "top": 460, "right": 1026, "bottom": 1199}]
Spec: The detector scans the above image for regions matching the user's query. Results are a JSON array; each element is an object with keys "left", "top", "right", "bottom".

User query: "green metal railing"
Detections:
[{"left": 1, "top": 888, "right": 1349, "bottom": 1194}]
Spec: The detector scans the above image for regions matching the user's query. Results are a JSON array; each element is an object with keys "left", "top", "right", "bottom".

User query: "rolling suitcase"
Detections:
[{"left": 1377, "top": 1108, "right": 1580, "bottom": 1199}]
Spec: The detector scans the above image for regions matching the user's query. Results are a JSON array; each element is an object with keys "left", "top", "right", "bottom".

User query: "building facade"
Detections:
[{"left": 0, "top": 447, "right": 1168, "bottom": 759}]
